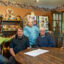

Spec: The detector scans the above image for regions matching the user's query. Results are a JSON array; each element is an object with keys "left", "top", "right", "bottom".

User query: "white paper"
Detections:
[{"left": 24, "top": 49, "right": 49, "bottom": 57}]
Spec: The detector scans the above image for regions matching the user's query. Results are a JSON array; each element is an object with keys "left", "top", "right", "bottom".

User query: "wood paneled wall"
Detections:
[{"left": 0, "top": 6, "right": 52, "bottom": 30}]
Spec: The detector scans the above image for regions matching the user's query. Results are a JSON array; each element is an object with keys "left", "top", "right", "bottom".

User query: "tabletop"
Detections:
[{"left": 15, "top": 47, "right": 64, "bottom": 64}]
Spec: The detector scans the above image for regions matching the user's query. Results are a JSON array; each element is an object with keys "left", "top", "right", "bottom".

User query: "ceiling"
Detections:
[
  {"left": 1, "top": 0, "right": 64, "bottom": 9},
  {"left": 37, "top": 0, "right": 64, "bottom": 8},
  {"left": 20, "top": 0, "right": 64, "bottom": 9}
]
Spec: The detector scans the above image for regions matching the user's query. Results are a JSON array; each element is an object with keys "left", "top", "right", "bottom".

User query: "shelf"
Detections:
[
  {"left": 2, "top": 30, "right": 17, "bottom": 32},
  {"left": 0, "top": 20, "right": 23, "bottom": 36},
  {"left": 2, "top": 20, "right": 21, "bottom": 22},
  {"left": 2, "top": 31, "right": 17, "bottom": 35}
]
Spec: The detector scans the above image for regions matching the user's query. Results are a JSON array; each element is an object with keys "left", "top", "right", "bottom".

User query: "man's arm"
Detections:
[
  {"left": 9, "top": 39, "right": 16, "bottom": 58},
  {"left": 9, "top": 48, "right": 15, "bottom": 58},
  {"left": 10, "top": 35, "right": 16, "bottom": 39}
]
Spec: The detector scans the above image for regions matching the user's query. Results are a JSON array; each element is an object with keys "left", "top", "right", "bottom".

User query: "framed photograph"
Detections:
[{"left": 39, "top": 16, "right": 49, "bottom": 30}]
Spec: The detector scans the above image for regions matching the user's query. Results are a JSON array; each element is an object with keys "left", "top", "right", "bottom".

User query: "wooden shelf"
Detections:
[
  {"left": 2, "top": 30, "right": 17, "bottom": 32},
  {"left": 0, "top": 19, "right": 23, "bottom": 37},
  {"left": 2, "top": 20, "right": 21, "bottom": 22}
]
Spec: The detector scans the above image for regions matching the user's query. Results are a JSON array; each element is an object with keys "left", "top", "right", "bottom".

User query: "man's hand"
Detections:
[
  {"left": 61, "top": 47, "right": 64, "bottom": 49},
  {"left": 10, "top": 35, "right": 15, "bottom": 39},
  {"left": 27, "top": 47, "right": 30, "bottom": 49}
]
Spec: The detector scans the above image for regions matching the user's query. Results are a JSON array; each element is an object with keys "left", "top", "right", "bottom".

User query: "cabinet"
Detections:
[
  {"left": 52, "top": 12, "right": 63, "bottom": 47},
  {"left": 1, "top": 20, "right": 23, "bottom": 37}
]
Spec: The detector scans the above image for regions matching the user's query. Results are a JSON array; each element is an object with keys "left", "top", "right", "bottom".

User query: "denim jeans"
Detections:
[
  {"left": 9, "top": 56, "right": 17, "bottom": 64},
  {"left": 0, "top": 55, "right": 9, "bottom": 64}
]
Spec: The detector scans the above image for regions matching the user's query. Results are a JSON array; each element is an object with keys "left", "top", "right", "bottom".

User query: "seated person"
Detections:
[
  {"left": 0, "top": 55, "right": 9, "bottom": 64},
  {"left": 9, "top": 27, "right": 30, "bottom": 64},
  {"left": 62, "top": 29, "right": 64, "bottom": 49},
  {"left": 46, "top": 31, "right": 56, "bottom": 47},
  {"left": 0, "top": 35, "right": 17, "bottom": 64},
  {"left": 0, "top": 45, "right": 9, "bottom": 64},
  {"left": 35, "top": 28, "right": 56, "bottom": 47}
]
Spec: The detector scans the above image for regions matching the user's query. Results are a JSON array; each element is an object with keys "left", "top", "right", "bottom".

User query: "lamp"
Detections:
[
  {"left": 36, "top": 0, "right": 39, "bottom": 2},
  {"left": 31, "top": 12, "right": 35, "bottom": 16}
]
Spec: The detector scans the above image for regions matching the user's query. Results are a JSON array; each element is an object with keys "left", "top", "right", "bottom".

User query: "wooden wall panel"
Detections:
[{"left": 0, "top": 6, "right": 52, "bottom": 30}]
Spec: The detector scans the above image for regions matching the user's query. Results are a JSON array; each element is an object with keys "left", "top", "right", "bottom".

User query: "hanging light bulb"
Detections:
[
  {"left": 31, "top": 12, "right": 35, "bottom": 16},
  {"left": 36, "top": 0, "right": 39, "bottom": 2}
]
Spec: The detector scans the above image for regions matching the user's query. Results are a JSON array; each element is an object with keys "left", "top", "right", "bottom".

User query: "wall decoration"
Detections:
[
  {"left": 16, "top": 16, "right": 22, "bottom": 21},
  {"left": 23, "top": 15, "right": 49, "bottom": 30},
  {"left": 39, "top": 16, "right": 49, "bottom": 30},
  {"left": 0, "top": 0, "right": 50, "bottom": 11},
  {"left": 3, "top": 8, "right": 15, "bottom": 20}
]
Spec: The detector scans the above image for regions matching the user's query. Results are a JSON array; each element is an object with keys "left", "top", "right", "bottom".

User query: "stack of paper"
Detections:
[{"left": 24, "top": 49, "right": 49, "bottom": 57}]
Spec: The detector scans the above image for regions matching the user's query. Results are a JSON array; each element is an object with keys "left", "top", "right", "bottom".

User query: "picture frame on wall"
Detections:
[
  {"left": 39, "top": 16, "right": 49, "bottom": 30},
  {"left": 23, "top": 15, "right": 49, "bottom": 31}
]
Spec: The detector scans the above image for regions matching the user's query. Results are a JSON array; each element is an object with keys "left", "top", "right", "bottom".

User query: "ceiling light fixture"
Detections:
[
  {"left": 31, "top": 11, "right": 35, "bottom": 16},
  {"left": 36, "top": 0, "right": 39, "bottom": 2}
]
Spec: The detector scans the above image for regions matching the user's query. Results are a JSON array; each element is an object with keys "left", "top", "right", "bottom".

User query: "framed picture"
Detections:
[{"left": 39, "top": 16, "right": 49, "bottom": 30}]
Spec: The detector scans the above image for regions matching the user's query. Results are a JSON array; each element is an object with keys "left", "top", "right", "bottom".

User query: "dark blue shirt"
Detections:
[
  {"left": 35, "top": 35, "right": 54, "bottom": 47},
  {"left": 10, "top": 35, "right": 29, "bottom": 53}
]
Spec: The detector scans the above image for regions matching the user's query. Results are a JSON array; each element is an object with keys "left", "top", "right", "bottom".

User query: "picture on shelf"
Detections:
[{"left": 3, "top": 25, "right": 19, "bottom": 31}]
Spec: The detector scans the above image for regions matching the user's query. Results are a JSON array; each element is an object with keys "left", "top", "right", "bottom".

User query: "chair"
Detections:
[
  {"left": 1, "top": 41, "right": 11, "bottom": 59},
  {"left": 0, "top": 55, "right": 10, "bottom": 64},
  {"left": 46, "top": 31, "right": 56, "bottom": 47}
]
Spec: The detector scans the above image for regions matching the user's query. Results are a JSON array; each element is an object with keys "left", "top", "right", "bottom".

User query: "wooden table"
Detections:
[{"left": 15, "top": 48, "right": 64, "bottom": 64}]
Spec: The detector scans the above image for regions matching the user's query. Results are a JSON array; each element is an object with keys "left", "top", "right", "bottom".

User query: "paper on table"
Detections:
[{"left": 24, "top": 49, "right": 49, "bottom": 57}]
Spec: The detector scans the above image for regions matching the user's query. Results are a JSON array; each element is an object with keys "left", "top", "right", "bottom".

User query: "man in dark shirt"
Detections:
[
  {"left": 9, "top": 27, "right": 30, "bottom": 64},
  {"left": 35, "top": 28, "right": 55, "bottom": 47}
]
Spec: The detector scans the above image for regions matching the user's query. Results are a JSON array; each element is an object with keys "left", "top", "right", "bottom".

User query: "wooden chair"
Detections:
[
  {"left": 46, "top": 31, "right": 56, "bottom": 47},
  {"left": 1, "top": 41, "right": 11, "bottom": 59}
]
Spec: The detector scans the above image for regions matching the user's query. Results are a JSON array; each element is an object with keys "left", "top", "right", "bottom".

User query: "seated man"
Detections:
[
  {"left": 62, "top": 29, "right": 64, "bottom": 49},
  {"left": 9, "top": 27, "right": 30, "bottom": 64},
  {"left": 35, "top": 28, "right": 55, "bottom": 47}
]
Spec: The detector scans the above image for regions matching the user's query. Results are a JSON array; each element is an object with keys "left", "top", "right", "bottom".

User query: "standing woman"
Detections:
[{"left": 23, "top": 21, "right": 40, "bottom": 48}]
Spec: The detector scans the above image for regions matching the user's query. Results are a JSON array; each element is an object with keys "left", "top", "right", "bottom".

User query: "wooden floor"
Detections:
[{"left": 15, "top": 48, "right": 64, "bottom": 64}]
